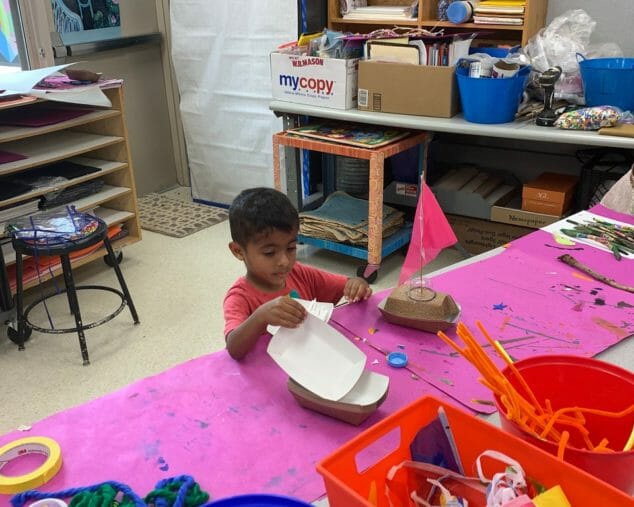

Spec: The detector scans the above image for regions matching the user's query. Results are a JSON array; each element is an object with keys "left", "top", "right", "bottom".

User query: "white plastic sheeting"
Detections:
[{"left": 170, "top": 0, "right": 297, "bottom": 205}]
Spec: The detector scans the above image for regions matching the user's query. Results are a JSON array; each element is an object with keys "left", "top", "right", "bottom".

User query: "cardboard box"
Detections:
[
  {"left": 432, "top": 166, "right": 519, "bottom": 220},
  {"left": 395, "top": 182, "right": 418, "bottom": 197},
  {"left": 522, "top": 172, "right": 579, "bottom": 216},
  {"left": 491, "top": 201, "right": 562, "bottom": 229},
  {"left": 446, "top": 214, "right": 532, "bottom": 254},
  {"left": 270, "top": 52, "right": 358, "bottom": 110},
  {"left": 357, "top": 60, "right": 459, "bottom": 118}
]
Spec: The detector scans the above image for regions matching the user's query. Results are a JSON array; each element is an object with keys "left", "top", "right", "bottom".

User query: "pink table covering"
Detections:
[
  {"left": 331, "top": 205, "right": 634, "bottom": 414},
  {"left": 1, "top": 206, "right": 631, "bottom": 504},
  {"left": 0, "top": 337, "right": 458, "bottom": 504}
]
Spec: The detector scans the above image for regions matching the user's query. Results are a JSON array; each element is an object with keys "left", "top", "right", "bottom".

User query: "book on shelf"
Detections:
[
  {"left": 286, "top": 122, "right": 410, "bottom": 149},
  {"left": 343, "top": 5, "right": 413, "bottom": 20},
  {"left": 475, "top": 6, "right": 525, "bottom": 14},
  {"left": 475, "top": 0, "right": 525, "bottom": 15},
  {"left": 367, "top": 41, "right": 423, "bottom": 65},
  {"left": 473, "top": 15, "right": 523, "bottom": 25}
]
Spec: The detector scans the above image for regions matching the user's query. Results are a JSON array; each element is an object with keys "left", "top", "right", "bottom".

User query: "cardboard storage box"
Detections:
[
  {"left": 270, "top": 52, "right": 358, "bottom": 110},
  {"left": 491, "top": 198, "right": 562, "bottom": 229},
  {"left": 432, "top": 166, "right": 519, "bottom": 220},
  {"left": 447, "top": 214, "right": 532, "bottom": 254},
  {"left": 522, "top": 172, "right": 579, "bottom": 216},
  {"left": 357, "top": 60, "right": 459, "bottom": 118}
]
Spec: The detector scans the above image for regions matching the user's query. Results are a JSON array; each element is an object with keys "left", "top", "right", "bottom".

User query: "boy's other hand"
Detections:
[
  {"left": 344, "top": 277, "right": 372, "bottom": 303},
  {"left": 257, "top": 295, "right": 307, "bottom": 329}
]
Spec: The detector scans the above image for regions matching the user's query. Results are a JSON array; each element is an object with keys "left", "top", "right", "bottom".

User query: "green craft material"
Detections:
[
  {"left": 69, "top": 484, "right": 133, "bottom": 507},
  {"left": 145, "top": 480, "right": 209, "bottom": 507}
]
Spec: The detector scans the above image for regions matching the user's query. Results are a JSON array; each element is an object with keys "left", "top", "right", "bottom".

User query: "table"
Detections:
[
  {"left": 270, "top": 100, "right": 634, "bottom": 212},
  {"left": 273, "top": 130, "right": 428, "bottom": 280},
  {"left": 1, "top": 208, "right": 631, "bottom": 505}
]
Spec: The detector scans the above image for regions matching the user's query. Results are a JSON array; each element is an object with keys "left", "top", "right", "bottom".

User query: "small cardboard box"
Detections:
[
  {"left": 491, "top": 199, "right": 562, "bottom": 229},
  {"left": 522, "top": 172, "right": 579, "bottom": 216},
  {"left": 446, "top": 214, "right": 532, "bottom": 254},
  {"left": 395, "top": 182, "right": 418, "bottom": 197},
  {"left": 357, "top": 60, "right": 460, "bottom": 118},
  {"left": 270, "top": 52, "right": 359, "bottom": 110}
]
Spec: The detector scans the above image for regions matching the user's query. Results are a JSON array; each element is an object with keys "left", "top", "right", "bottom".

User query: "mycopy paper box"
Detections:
[
  {"left": 357, "top": 60, "right": 460, "bottom": 118},
  {"left": 270, "top": 52, "right": 359, "bottom": 110}
]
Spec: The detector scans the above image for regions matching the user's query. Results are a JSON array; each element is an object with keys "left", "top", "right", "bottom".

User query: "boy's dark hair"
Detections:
[{"left": 229, "top": 187, "right": 299, "bottom": 246}]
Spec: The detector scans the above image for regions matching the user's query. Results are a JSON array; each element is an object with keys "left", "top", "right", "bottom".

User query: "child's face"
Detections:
[{"left": 230, "top": 227, "right": 298, "bottom": 292}]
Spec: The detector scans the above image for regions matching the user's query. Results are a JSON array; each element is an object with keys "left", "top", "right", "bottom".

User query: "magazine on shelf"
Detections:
[{"left": 286, "top": 122, "right": 410, "bottom": 148}]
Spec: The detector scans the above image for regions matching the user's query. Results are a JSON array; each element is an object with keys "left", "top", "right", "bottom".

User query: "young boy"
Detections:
[{"left": 224, "top": 187, "right": 372, "bottom": 360}]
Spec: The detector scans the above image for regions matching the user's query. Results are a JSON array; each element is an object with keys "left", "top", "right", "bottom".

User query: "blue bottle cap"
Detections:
[
  {"left": 387, "top": 351, "right": 408, "bottom": 368},
  {"left": 447, "top": 2, "right": 471, "bottom": 24}
]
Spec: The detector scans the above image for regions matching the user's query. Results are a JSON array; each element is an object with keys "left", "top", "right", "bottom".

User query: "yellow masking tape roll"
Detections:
[{"left": 0, "top": 436, "right": 62, "bottom": 495}]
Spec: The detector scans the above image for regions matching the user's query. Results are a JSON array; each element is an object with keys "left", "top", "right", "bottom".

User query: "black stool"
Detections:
[{"left": 11, "top": 219, "right": 139, "bottom": 365}]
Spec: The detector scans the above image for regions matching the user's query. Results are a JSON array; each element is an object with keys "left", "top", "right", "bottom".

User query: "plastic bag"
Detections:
[
  {"left": 554, "top": 106, "right": 621, "bottom": 130},
  {"left": 522, "top": 9, "right": 623, "bottom": 104},
  {"left": 8, "top": 206, "right": 101, "bottom": 246}
]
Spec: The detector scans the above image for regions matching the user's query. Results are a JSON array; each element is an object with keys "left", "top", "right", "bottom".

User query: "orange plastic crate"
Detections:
[{"left": 316, "top": 396, "right": 634, "bottom": 507}]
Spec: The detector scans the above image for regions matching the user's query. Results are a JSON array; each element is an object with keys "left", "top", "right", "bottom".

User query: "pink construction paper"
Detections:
[
  {"left": 332, "top": 231, "right": 634, "bottom": 414},
  {"left": 0, "top": 338, "right": 459, "bottom": 504},
  {"left": 399, "top": 183, "right": 457, "bottom": 284}
]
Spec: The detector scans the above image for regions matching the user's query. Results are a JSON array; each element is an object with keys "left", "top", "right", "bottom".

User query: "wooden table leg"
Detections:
[
  {"left": 272, "top": 134, "right": 281, "bottom": 191},
  {"left": 367, "top": 151, "right": 385, "bottom": 271}
]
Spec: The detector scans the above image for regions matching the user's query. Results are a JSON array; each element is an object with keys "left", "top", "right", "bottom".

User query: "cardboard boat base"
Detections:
[
  {"left": 287, "top": 370, "right": 389, "bottom": 425},
  {"left": 378, "top": 284, "right": 460, "bottom": 333}
]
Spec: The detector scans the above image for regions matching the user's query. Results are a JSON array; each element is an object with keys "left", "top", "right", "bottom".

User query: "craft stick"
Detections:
[
  {"left": 494, "top": 340, "right": 513, "bottom": 364},
  {"left": 623, "top": 425, "right": 634, "bottom": 452}
]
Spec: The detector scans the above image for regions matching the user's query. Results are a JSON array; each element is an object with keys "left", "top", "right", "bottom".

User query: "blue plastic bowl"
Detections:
[
  {"left": 456, "top": 62, "right": 530, "bottom": 124},
  {"left": 578, "top": 57, "right": 634, "bottom": 111},
  {"left": 202, "top": 494, "right": 313, "bottom": 506}
]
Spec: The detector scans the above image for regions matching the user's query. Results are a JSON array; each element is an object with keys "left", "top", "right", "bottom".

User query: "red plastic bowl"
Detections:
[{"left": 493, "top": 355, "right": 634, "bottom": 494}]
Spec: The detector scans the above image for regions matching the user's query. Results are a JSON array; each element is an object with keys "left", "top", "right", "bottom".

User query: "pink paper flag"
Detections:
[{"left": 399, "top": 183, "right": 457, "bottom": 285}]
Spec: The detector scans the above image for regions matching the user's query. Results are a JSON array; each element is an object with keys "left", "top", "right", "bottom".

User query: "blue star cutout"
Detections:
[{"left": 493, "top": 303, "right": 507, "bottom": 311}]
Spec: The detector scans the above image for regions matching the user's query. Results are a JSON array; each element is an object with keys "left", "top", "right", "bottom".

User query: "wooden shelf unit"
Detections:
[
  {"left": 329, "top": 0, "right": 548, "bottom": 46},
  {"left": 0, "top": 85, "right": 141, "bottom": 292}
]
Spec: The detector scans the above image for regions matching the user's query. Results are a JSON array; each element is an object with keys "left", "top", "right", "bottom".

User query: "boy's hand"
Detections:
[
  {"left": 344, "top": 277, "right": 372, "bottom": 303},
  {"left": 256, "top": 295, "right": 307, "bottom": 329}
]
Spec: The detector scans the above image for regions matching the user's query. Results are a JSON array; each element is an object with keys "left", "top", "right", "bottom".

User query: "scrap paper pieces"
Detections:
[
  {"left": 332, "top": 245, "right": 634, "bottom": 414},
  {"left": 0, "top": 338, "right": 458, "bottom": 503}
]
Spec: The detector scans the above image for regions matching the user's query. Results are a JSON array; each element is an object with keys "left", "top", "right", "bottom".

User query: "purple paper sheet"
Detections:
[
  {"left": 0, "top": 149, "right": 27, "bottom": 164},
  {"left": 0, "top": 107, "right": 92, "bottom": 127},
  {"left": 0, "top": 338, "right": 459, "bottom": 503},
  {"left": 332, "top": 228, "right": 634, "bottom": 414}
]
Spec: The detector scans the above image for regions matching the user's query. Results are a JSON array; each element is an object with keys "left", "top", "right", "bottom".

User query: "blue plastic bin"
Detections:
[
  {"left": 578, "top": 56, "right": 634, "bottom": 111},
  {"left": 456, "top": 62, "right": 530, "bottom": 124},
  {"left": 468, "top": 45, "right": 520, "bottom": 58},
  {"left": 203, "top": 494, "right": 312, "bottom": 506}
]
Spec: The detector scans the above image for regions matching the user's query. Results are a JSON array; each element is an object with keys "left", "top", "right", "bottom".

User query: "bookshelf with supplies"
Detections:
[
  {"left": 0, "top": 85, "right": 141, "bottom": 293},
  {"left": 330, "top": 0, "right": 547, "bottom": 47}
]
